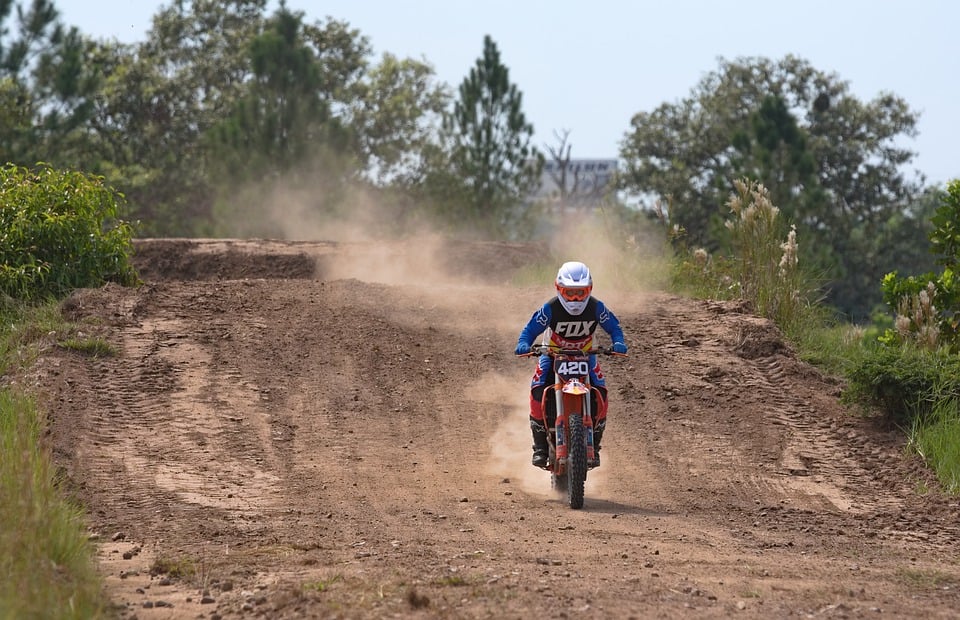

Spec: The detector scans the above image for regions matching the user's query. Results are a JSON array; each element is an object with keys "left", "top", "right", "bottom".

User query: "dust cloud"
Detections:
[
  {"left": 221, "top": 169, "right": 663, "bottom": 501},
  {"left": 542, "top": 210, "right": 671, "bottom": 308},
  {"left": 465, "top": 370, "right": 553, "bottom": 497},
  {"left": 219, "top": 167, "right": 670, "bottom": 299}
]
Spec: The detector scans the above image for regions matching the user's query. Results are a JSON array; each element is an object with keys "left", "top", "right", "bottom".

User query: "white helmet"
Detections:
[{"left": 555, "top": 261, "right": 593, "bottom": 315}]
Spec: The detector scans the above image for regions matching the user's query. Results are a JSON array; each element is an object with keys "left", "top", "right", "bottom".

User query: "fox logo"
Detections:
[{"left": 554, "top": 321, "right": 596, "bottom": 339}]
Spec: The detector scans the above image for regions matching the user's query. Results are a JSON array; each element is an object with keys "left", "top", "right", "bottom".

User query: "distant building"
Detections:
[{"left": 531, "top": 159, "right": 618, "bottom": 210}]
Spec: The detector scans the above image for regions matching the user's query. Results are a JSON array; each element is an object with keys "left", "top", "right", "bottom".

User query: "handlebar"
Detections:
[{"left": 520, "top": 343, "right": 626, "bottom": 358}]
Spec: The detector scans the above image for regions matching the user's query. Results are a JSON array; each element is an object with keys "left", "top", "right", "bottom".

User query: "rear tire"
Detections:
[{"left": 567, "top": 414, "right": 587, "bottom": 509}]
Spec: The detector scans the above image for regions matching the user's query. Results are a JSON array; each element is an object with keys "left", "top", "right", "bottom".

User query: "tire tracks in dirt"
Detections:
[
  {"left": 33, "top": 241, "right": 960, "bottom": 618},
  {"left": 633, "top": 296, "right": 960, "bottom": 550}
]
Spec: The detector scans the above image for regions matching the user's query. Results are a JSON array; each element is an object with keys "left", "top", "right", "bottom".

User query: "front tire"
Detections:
[{"left": 567, "top": 414, "right": 587, "bottom": 509}]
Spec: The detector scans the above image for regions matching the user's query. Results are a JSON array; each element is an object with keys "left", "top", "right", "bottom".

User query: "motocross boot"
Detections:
[
  {"left": 530, "top": 420, "right": 549, "bottom": 468},
  {"left": 589, "top": 426, "right": 603, "bottom": 468}
]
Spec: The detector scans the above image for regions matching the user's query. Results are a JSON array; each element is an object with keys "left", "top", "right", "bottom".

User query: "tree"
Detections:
[
  {"left": 348, "top": 52, "right": 449, "bottom": 186},
  {"left": 206, "top": 5, "right": 355, "bottom": 180},
  {"left": 730, "top": 94, "right": 820, "bottom": 217},
  {"left": 86, "top": 0, "right": 269, "bottom": 235},
  {"left": 201, "top": 5, "right": 375, "bottom": 237},
  {"left": 444, "top": 34, "right": 542, "bottom": 237},
  {"left": 620, "top": 55, "right": 924, "bottom": 320},
  {"left": 0, "top": 0, "right": 101, "bottom": 167}
]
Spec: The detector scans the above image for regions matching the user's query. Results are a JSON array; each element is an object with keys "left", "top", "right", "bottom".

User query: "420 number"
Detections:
[{"left": 556, "top": 360, "right": 589, "bottom": 376}]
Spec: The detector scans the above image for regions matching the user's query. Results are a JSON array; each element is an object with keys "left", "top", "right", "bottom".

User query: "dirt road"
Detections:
[{"left": 35, "top": 238, "right": 960, "bottom": 618}]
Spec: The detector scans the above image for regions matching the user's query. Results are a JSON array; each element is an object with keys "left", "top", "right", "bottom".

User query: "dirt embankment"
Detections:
[{"left": 28, "top": 238, "right": 960, "bottom": 619}]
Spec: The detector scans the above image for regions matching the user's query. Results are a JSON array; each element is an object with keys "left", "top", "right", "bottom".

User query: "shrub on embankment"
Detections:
[
  {"left": 1, "top": 163, "right": 138, "bottom": 301},
  {"left": 669, "top": 177, "right": 960, "bottom": 494},
  {"left": 1, "top": 163, "right": 137, "bottom": 618}
]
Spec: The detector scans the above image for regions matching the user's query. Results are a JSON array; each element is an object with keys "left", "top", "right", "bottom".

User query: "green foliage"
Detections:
[
  {"left": 349, "top": 53, "right": 451, "bottom": 186},
  {"left": 59, "top": 336, "right": 116, "bottom": 357},
  {"left": 0, "top": 386, "right": 107, "bottom": 618},
  {"left": 0, "top": 163, "right": 138, "bottom": 301},
  {"left": 843, "top": 338, "right": 960, "bottom": 494},
  {"left": 930, "top": 181, "right": 960, "bottom": 267},
  {"left": 620, "top": 55, "right": 924, "bottom": 320},
  {"left": 725, "top": 179, "right": 789, "bottom": 316},
  {"left": 731, "top": 94, "right": 819, "bottom": 215},
  {"left": 150, "top": 555, "right": 197, "bottom": 580},
  {"left": 844, "top": 345, "right": 960, "bottom": 426},
  {"left": 442, "top": 34, "right": 543, "bottom": 238},
  {"left": 86, "top": 1, "right": 271, "bottom": 235},
  {"left": 911, "top": 399, "right": 960, "bottom": 494},
  {"left": 0, "top": 298, "right": 63, "bottom": 374},
  {"left": 667, "top": 178, "right": 817, "bottom": 335},
  {"left": 879, "top": 181, "right": 960, "bottom": 351},
  {"left": 789, "top": 312, "right": 868, "bottom": 376},
  {"left": 206, "top": 7, "right": 365, "bottom": 182},
  {"left": 0, "top": 1, "right": 104, "bottom": 169}
]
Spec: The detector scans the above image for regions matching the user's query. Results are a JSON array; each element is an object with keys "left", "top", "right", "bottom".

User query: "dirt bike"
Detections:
[{"left": 522, "top": 343, "right": 623, "bottom": 509}]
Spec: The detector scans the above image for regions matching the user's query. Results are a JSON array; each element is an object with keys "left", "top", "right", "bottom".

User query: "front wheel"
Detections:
[{"left": 566, "top": 414, "right": 587, "bottom": 509}]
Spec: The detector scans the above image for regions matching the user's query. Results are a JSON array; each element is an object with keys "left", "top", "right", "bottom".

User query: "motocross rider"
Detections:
[{"left": 514, "top": 261, "right": 628, "bottom": 468}]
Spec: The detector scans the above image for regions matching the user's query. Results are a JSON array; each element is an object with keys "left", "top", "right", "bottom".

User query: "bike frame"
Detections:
[
  {"left": 522, "top": 343, "right": 623, "bottom": 509},
  {"left": 541, "top": 351, "right": 597, "bottom": 474}
]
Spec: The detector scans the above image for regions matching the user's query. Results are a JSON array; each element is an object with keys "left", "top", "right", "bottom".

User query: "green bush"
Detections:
[
  {"left": 880, "top": 180, "right": 960, "bottom": 351},
  {"left": 0, "top": 163, "right": 138, "bottom": 301},
  {"left": 844, "top": 345, "right": 960, "bottom": 427}
]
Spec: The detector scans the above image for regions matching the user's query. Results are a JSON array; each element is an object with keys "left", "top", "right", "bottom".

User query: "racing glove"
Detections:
[{"left": 515, "top": 341, "right": 531, "bottom": 356}]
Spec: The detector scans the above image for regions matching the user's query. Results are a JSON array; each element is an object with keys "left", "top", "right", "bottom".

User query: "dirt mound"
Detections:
[
  {"left": 132, "top": 239, "right": 317, "bottom": 281},
  {"left": 131, "top": 237, "right": 547, "bottom": 283},
  {"left": 32, "top": 239, "right": 960, "bottom": 618}
]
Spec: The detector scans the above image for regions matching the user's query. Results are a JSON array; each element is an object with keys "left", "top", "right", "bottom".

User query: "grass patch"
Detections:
[
  {"left": 0, "top": 300, "right": 64, "bottom": 374},
  {"left": 150, "top": 555, "right": 197, "bottom": 580},
  {"left": 896, "top": 567, "right": 958, "bottom": 589},
  {"left": 910, "top": 400, "right": 960, "bottom": 493},
  {"left": 59, "top": 336, "right": 117, "bottom": 358},
  {"left": 0, "top": 299, "right": 110, "bottom": 618},
  {"left": 303, "top": 575, "right": 342, "bottom": 593},
  {"left": 784, "top": 311, "right": 866, "bottom": 377},
  {"left": 433, "top": 575, "right": 469, "bottom": 587},
  {"left": 0, "top": 389, "right": 107, "bottom": 619}
]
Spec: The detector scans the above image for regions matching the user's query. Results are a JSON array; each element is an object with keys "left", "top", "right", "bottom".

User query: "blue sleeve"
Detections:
[
  {"left": 517, "top": 303, "right": 551, "bottom": 347},
  {"left": 597, "top": 300, "right": 625, "bottom": 344}
]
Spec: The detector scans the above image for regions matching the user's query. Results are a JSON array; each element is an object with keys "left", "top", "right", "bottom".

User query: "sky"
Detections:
[{"left": 55, "top": 0, "right": 959, "bottom": 187}]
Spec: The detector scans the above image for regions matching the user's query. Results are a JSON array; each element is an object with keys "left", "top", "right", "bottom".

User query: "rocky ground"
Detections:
[{"left": 27, "top": 237, "right": 960, "bottom": 618}]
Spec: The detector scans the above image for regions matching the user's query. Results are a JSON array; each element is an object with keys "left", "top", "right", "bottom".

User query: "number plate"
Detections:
[{"left": 554, "top": 358, "right": 589, "bottom": 380}]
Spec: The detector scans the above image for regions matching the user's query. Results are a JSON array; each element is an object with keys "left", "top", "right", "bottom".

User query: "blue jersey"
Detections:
[{"left": 517, "top": 297, "right": 624, "bottom": 352}]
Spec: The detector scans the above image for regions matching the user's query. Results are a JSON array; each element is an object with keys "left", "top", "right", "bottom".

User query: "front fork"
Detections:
[{"left": 549, "top": 385, "right": 595, "bottom": 469}]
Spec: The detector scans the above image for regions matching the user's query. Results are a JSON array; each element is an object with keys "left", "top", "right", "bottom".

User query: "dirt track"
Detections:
[{"left": 31, "top": 238, "right": 960, "bottom": 618}]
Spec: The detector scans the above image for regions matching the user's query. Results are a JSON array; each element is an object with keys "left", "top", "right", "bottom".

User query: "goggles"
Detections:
[{"left": 558, "top": 286, "right": 590, "bottom": 302}]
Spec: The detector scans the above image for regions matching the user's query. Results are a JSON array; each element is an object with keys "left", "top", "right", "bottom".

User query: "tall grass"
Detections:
[
  {"left": 0, "top": 302, "right": 109, "bottom": 619},
  {"left": 0, "top": 386, "right": 106, "bottom": 619},
  {"left": 670, "top": 179, "right": 818, "bottom": 339},
  {"left": 912, "top": 398, "right": 960, "bottom": 493}
]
